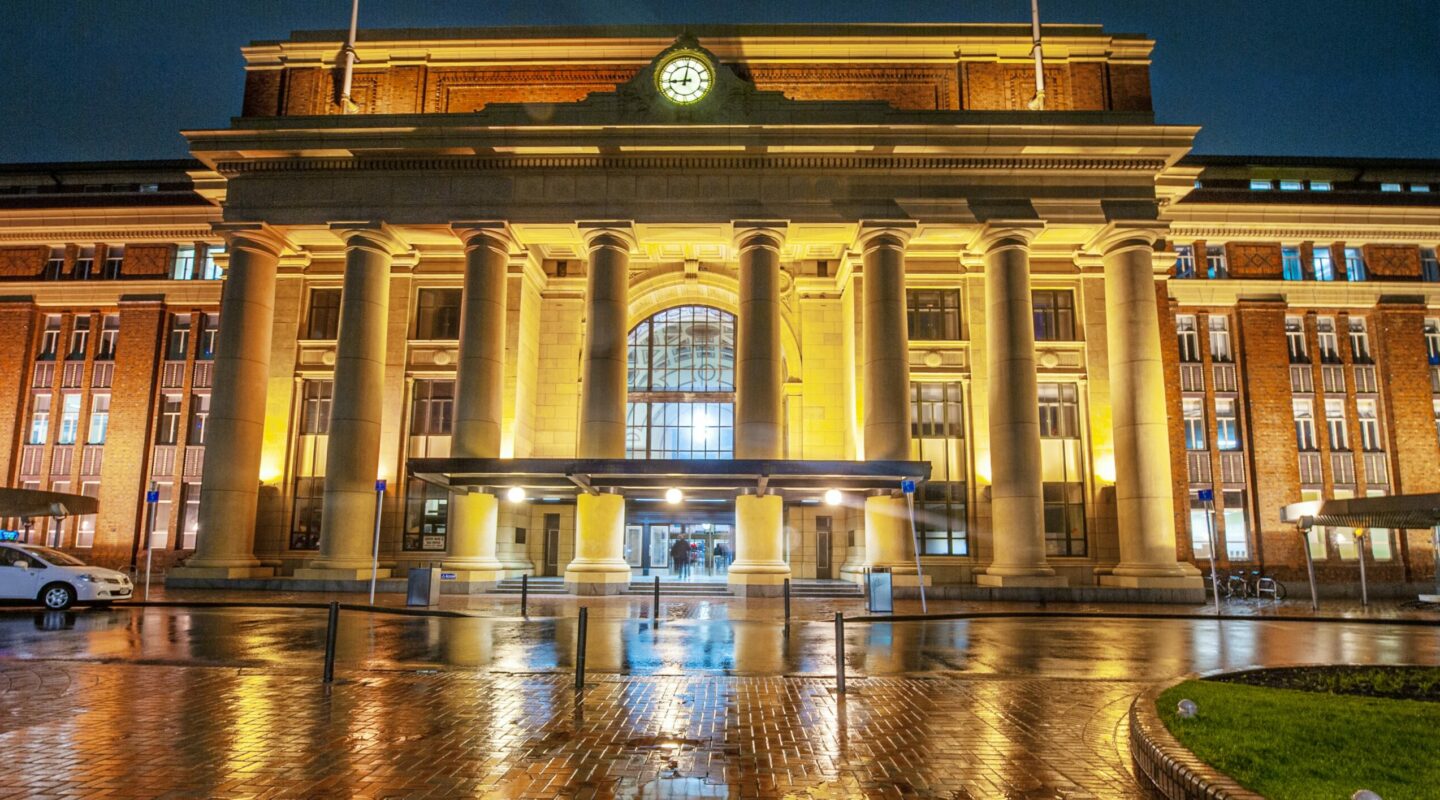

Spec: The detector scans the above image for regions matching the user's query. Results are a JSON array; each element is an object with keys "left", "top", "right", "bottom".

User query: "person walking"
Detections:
[{"left": 671, "top": 536, "right": 690, "bottom": 580}]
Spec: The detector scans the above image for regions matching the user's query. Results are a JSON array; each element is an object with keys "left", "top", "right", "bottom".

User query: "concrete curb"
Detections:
[{"left": 1129, "top": 677, "right": 1262, "bottom": 800}]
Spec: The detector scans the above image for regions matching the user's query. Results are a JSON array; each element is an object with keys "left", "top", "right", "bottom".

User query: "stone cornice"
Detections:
[
  {"left": 0, "top": 226, "right": 219, "bottom": 245},
  {"left": 1168, "top": 278, "right": 1440, "bottom": 310},
  {"left": 1167, "top": 224, "right": 1440, "bottom": 245}
]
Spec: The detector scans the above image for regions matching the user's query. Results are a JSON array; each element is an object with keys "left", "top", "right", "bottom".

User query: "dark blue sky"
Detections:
[{"left": 2, "top": 0, "right": 1437, "bottom": 164}]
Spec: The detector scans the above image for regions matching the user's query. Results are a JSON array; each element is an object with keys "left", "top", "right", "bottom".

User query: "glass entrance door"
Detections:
[{"left": 638, "top": 520, "right": 733, "bottom": 581}]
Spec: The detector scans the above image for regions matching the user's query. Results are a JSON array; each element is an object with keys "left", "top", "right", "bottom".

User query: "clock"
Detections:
[{"left": 655, "top": 52, "right": 713, "bottom": 105}]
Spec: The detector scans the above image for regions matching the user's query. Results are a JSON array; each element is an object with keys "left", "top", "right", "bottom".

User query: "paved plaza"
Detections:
[{"left": 0, "top": 602, "right": 1437, "bottom": 798}]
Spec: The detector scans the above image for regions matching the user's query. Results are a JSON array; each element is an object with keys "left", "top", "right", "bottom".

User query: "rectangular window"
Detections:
[
  {"left": 1348, "top": 317, "right": 1372, "bottom": 363},
  {"left": 200, "top": 245, "right": 225, "bottom": 280},
  {"left": 1425, "top": 319, "right": 1440, "bottom": 363},
  {"left": 179, "top": 483, "right": 201, "bottom": 549},
  {"left": 403, "top": 477, "right": 449, "bottom": 551},
  {"left": 67, "top": 316, "right": 90, "bottom": 360},
  {"left": 75, "top": 481, "right": 100, "bottom": 547},
  {"left": 906, "top": 289, "right": 962, "bottom": 340},
  {"left": 1279, "top": 179, "right": 1303, "bottom": 192},
  {"left": 38, "top": 315, "right": 61, "bottom": 361},
  {"left": 1174, "top": 245, "right": 1196, "bottom": 279},
  {"left": 1317, "top": 317, "right": 1341, "bottom": 363},
  {"left": 1344, "top": 247, "right": 1367, "bottom": 281},
  {"left": 1357, "top": 399, "right": 1382, "bottom": 452},
  {"left": 300, "top": 380, "right": 334, "bottom": 435},
  {"left": 1176, "top": 315, "right": 1201, "bottom": 363},
  {"left": 87, "top": 393, "right": 110, "bottom": 444},
  {"left": 1037, "top": 383, "right": 1081, "bottom": 438},
  {"left": 165, "top": 313, "right": 191, "bottom": 361},
  {"left": 45, "top": 247, "right": 65, "bottom": 280},
  {"left": 1189, "top": 491, "right": 1215, "bottom": 560},
  {"left": 57, "top": 392, "right": 81, "bottom": 445},
  {"left": 1031, "top": 290, "right": 1075, "bottom": 341},
  {"left": 95, "top": 315, "right": 119, "bottom": 361},
  {"left": 1182, "top": 398, "right": 1206, "bottom": 450},
  {"left": 1038, "top": 383, "right": 1085, "bottom": 557},
  {"left": 74, "top": 248, "right": 94, "bottom": 278},
  {"left": 1285, "top": 316, "right": 1308, "bottom": 363},
  {"left": 1310, "top": 180, "right": 1332, "bottom": 191},
  {"left": 305, "top": 289, "right": 342, "bottom": 340},
  {"left": 188, "top": 393, "right": 210, "bottom": 445},
  {"left": 1205, "top": 246, "right": 1228, "bottom": 279},
  {"left": 1249, "top": 179, "right": 1273, "bottom": 191},
  {"left": 1380, "top": 182, "right": 1403, "bottom": 192},
  {"left": 148, "top": 482, "right": 172, "bottom": 549},
  {"left": 102, "top": 247, "right": 123, "bottom": 280},
  {"left": 409, "top": 380, "right": 455, "bottom": 436},
  {"left": 1208, "top": 315, "right": 1232, "bottom": 363},
  {"left": 28, "top": 393, "right": 51, "bottom": 444},
  {"left": 1422, "top": 248, "right": 1440, "bottom": 283},
  {"left": 198, "top": 314, "right": 219, "bottom": 360},
  {"left": 1221, "top": 490, "right": 1251, "bottom": 560},
  {"left": 413, "top": 288, "right": 463, "bottom": 340},
  {"left": 1312, "top": 247, "right": 1335, "bottom": 281},
  {"left": 1293, "top": 398, "right": 1318, "bottom": 452},
  {"left": 290, "top": 478, "right": 324, "bottom": 551},
  {"left": 156, "top": 394, "right": 183, "bottom": 445},
  {"left": 1412, "top": 184, "right": 1432, "bottom": 193},
  {"left": 1324, "top": 398, "right": 1349, "bottom": 451},
  {"left": 171, "top": 246, "right": 196, "bottom": 280},
  {"left": 1282, "top": 247, "right": 1303, "bottom": 280},
  {"left": 1215, "top": 398, "right": 1240, "bottom": 451},
  {"left": 910, "top": 382, "right": 967, "bottom": 556}
]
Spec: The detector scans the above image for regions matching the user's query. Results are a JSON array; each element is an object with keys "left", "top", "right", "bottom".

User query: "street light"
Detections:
[
  {"left": 665, "top": 487, "right": 683, "bottom": 505},
  {"left": 506, "top": 486, "right": 527, "bottom": 503},
  {"left": 824, "top": 488, "right": 842, "bottom": 506}
]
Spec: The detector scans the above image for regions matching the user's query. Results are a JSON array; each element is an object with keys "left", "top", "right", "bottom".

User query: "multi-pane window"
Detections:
[
  {"left": 1344, "top": 247, "right": 1367, "bottom": 281},
  {"left": 1425, "top": 319, "right": 1440, "bottom": 364},
  {"left": 38, "top": 315, "right": 61, "bottom": 361},
  {"left": 171, "top": 246, "right": 196, "bottom": 280},
  {"left": 627, "top": 402, "right": 734, "bottom": 460},
  {"left": 1188, "top": 490, "right": 1216, "bottom": 560},
  {"left": 1176, "top": 315, "right": 1201, "bottom": 362},
  {"left": 305, "top": 289, "right": 342, "bottom": 340},
  {"left": 290, "top": 477, "right": 324, "bottom": 551},
  {"left": 413, "top": 288, "right": 463, "bottom": 340},
  {"left": 75, "top": 482, "right": 100, "bottom": 547},
  {"left": 198, "top": 314, "right": 219, "bottom": 360},
  {"left": 147, "top": 482, "right": 172, "bottom": 549},
  {"left": 1215, "top": 398, "right": 1240, "bottom": 451},
  {"left": 1281, "top": 246, "right": 1303, "bottom": 280},
  {"left": 156, "top": 394, "right": 183, "bottom": 445},
  {"left": 1312, "top": 247, "right": 1335, "bottom": 281},
  {"left": 95, "top": 315, "right": 119, "bottom": 360},
  {"left": 1285, "top": 316, "right": 1308, "bottom": 363},
  {"left": 1249, "top": 179, "right": 1272, "bottom": 191},
  {"left": 1038, "top": 383, "right": 1085, "bottom": 557},
  {"left": 1380, "top": 182, "right": 1403, "bottom": 192},
  {"left": 87, "top": 393, "right": 110, "bottom": 444},
  {"left": 910, "top": 382, "right": 967, "bottom": 556},
  {"left": 45, "top": 248, "right": 65, "bottom": 280},
  {"left": 410, "top": 380, "right": 455, "bottom": 435},
  {"left": 1348, "top": 317, "right": 1372, "bottom": 363},
  {"left": 1293, "top": 399, "right": 1318, "bottom": 451},
  {"left": 299, "top": 380, "right": 334, "bottom": 435},
  {"left": 180, "top": 483, "right": 201, "bottom": 549},
  {"left": 627, "top": 306, "right": 737, "bottom": 459},
  {"left": 28, "top": 394, "right": 51, "bottom": 444},
  {"left": 1324, "top": 398, "right": 1349, "bottom": 451},
  {"left": 1279, "top": 179, "right": 1303, "bottom": 191},
  {"left": 165, "top": 313, "right": 191, "bottom": 360},
  {"left": 1182, "top": 398, "right": 1206, "bottom": 450},
  {"left": 1208, "top": 315, "right": 1232, "bottom": 362},
  {"left": 102, "top": 247, "right": 123, "bottom": 280},
  {"left": 188, "top": 394, "right": 210, "bottom": 445},
  {"left": 1174, "top": 245, "right": 1196, "bottom": 278},
  {"left": 403, "top": 478, "right": 449, "bottom": 552},
  {"left": 1221, "top": 489, "right": 1251, "bottom": 561},
  {"left": 906, "top": 290, "right": 962, "bottom": 340},
  {"left": 1316, "top": 317, "right": 1341, "bottom": 363},
  {"left": 200, "top": 246, "right": 225, "bottom": 280},
  {"left": 1310, "top": 181, "right": 1332, "bottom": 191},
  {"left": 67, "top": 316, "right": 90, "bottom": 360},
  {"left": 1205, "top": 246, "right": 1228, "bottom": 279},
  {"left": 1357, "top": 399, "right": 1382, "bottom": 452},
  {"left": 1031, "top": 290, "right": 1076, "bottom": 341},
  {"left": 1422, "top": 248, "right": 1440, "bottom": 283},
  {"left": 57, "top": 393, "right": 81, "bottom": 445}
]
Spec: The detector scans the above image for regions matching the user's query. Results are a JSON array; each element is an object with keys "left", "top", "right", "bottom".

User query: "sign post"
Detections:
[
  {"left": 901, "top": 479, "right": 927, "bottom": 613},
  {"left": 143, "top": 482, "right": 159, "bottom": 601},
  {"left": 369, "top": 479, "right": 386, "bottom": 605},
  {"left": 1198, "top": 489, "right": 1220, "bottom": 614}
]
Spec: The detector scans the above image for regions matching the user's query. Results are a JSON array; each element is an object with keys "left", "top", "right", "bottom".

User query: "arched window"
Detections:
[{"left": 626, "top": 305, "right": 735, "bottom": 459}]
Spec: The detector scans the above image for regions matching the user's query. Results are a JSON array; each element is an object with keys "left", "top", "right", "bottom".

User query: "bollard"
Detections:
[
  {"left": 575, "top": 607, "right": 589, "bottom": 689},
  {"left": 322, "top": 601, "right": 340, "bottom": 684},
  {"left": 521, "top": 574, "right": 529, "bottom": 618},
  {"left": 783, "top": 578, "right": 791, "bottom": 621},
  {"left": 652, "top": 575, "right": 660, "bottom": 621},
  {"left": 834, "top": 612, "right": 846, "bottom": 694}
]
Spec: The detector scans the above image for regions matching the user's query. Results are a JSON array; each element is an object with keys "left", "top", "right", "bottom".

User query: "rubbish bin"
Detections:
[
  {"left": 407, "top": 567, "right": 441, "bottom": 607},
  {"left": 866, "top": 566, "right": 893, "bottom": 613}
]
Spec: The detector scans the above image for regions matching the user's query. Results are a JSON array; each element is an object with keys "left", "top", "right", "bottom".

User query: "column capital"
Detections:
[
  {"left": 1083, "top": 221, "right": 1169, "bottom": 257},
  {"left": 212, "top": 222, "right": 293, "bottom": 258},
  {"left": 854, "top": 220, "right": 917, "bottom": 252},
  {"left": 732, "top": 220, "right": 788, "bottom": 253},
  {"left": 577, "top": 221, "right": 638, "bottom": 254},
  {"left": 450, "top": 221, "right": 520, "bottom": 255},
  {"left": 967, "top": 220, "right": 1045, "bottom": 254},
  {"left": 328, "top": 221, "right": 410, "bottom": 256}
]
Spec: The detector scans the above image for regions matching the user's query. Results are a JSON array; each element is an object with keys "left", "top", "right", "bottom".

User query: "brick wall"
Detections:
[
  {"left": 1235, "top": 301, "right": 1304, "bottom": 572},
  {"left": 1364, "top": 245, "right": 1422, "bottom": 279},
  {"left": 0, "top": 299, "right": 37, "bottom": 482},
  {"left": 121, "top": 245, "right": 174, "bottom": 279},
  {"left": 1225, "top": 243, "right": 1283, "bottom": 279},
  {"left": 93, "top": 299, "right": 164, "bottom": 568},
  {"left": 1158, "top": 292, "right": 1193, "bottom": 563},
  {"left": 1375, "top": 302, "right": 1440, "bottom": 581},
  {"left": 0, "top": 247, "right": 47, "bottom": 279}
]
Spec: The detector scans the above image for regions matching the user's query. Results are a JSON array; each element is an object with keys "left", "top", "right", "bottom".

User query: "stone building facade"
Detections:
[{"left": 0, "top": 24, "right": 1436, "bottom": 596}]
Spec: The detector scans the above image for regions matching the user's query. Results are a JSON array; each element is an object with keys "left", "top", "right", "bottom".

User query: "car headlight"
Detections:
[{"left": 75, "top": 573, "right": 99, "bottom": 583}]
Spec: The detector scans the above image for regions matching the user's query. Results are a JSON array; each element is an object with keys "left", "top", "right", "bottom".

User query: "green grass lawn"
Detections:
[{"left": 1158, "top": 679, "right": 1440, "bottom": 800}]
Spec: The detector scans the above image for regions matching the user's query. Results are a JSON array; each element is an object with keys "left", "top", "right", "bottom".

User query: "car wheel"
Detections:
[{"left": 40, "top": 583, "right": 75, "bottom": 611}]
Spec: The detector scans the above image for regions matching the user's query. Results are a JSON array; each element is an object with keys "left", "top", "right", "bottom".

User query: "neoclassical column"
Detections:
[
  {"left": 855, "top": 223, "right": 927, "bottom": 589},
  {"left": 444, "top": 223, "right": 516, "bottom": 585},
  {"left": 1093, "top": 226, "right": 1202, "bottom": 589},
  {"left": 565, "top": 223, "right": 636, "bottom": 595},
  {"left": 299, "top": 223, "right": 408, "bottom": 579},
  {"left": 974, "top": 222, "right": 1067, "bottom": 587},
  {"left": 729, "top": 223, "right": 791, "bottom": 596},
  {"left": 174, "top": 225, "right": 289, "bottom": 578}
]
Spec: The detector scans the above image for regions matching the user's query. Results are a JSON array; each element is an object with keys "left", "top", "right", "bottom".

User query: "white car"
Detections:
[{"left": 0, "top": 544, "right": 132, "bottom": 609}]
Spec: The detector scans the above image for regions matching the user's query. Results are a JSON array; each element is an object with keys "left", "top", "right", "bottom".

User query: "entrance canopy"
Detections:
[
  {"left": 408, "top": 457, "right": 930, "bottom": 501},
  {"left": 1281, "top": 493, "right": 1440, "bottom": 531}
]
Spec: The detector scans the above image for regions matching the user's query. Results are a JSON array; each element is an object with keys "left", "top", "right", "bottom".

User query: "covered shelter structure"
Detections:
[
  {"left": 0, "top": 488, "right": 101, "bottom": 545},
  {"left": 1281, "top": 493, "right": 1440, "bottom": 607}
]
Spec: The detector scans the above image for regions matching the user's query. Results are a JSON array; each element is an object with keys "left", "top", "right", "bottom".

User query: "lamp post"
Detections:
[
  {"left": 902, "top": 479, "right": 927, "bottom": 613},
  {"left": 143, "top": 482, "right": 159, "bottom": 600},
  {"left": 1199, "top": 488, "right": 1220, "bottom": 614},
  {"left": 368, "top": 478, "right": 386, "bottom": 605}
]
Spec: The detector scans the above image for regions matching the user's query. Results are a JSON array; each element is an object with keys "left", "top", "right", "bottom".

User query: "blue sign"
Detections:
[
  {"left": 440, "top": 572, "right": 457, "bottom": 581},
  {"left": 145, "top": 490, "right": 160, "bottom": 504},
  {"left": 1197, "top": 489, "right": 1214, "bottom": 502},
  {"left": 901, "top": 479, "right": 916, "bottom": 494},
  {"left": 0, "top": 530, "right": 20, "bottom": 542},
  {"left": 375, "top": 479, "right": 387, "bottom": 492}
]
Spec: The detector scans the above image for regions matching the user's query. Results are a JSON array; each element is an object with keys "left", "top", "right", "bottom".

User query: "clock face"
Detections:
[{"left": 656, "top": 54, "right": 713, "bottom": 105}]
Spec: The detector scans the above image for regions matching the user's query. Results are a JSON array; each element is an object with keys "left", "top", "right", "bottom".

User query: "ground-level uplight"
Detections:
[
  {"left": 506, "top": 486, "right": 527, "bottom": 503},
  {"left": 824, "top": 488, "right": 842, "bottom": 506},
  {"left": 665, "top": 487, "right": 683, "bottom": 504}
]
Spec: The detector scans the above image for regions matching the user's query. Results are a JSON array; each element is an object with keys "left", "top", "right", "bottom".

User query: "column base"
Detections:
[
  {"left": 437, "top": 568, "right": 503, "bottom": 590},
  {"left": 977, "top": 573, "right": 1069, "bottom": 588},
  {"left": 293, "top": 567, "right": 393, "bottom": 581},
  {"left": 564, "top": 566, "right": 631, "bottom": 596},
  {"left": 727, "top": 566, "right": 791, "bottom": 597},
  {"left": 168, "top": 565, "right": 276, "bottom": 580},
  {"left": 1100, "top": 574, "right": 1204, "bottom": 590}
]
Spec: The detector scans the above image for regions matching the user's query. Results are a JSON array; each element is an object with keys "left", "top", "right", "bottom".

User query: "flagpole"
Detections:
[
  {"left": 1027, "top": 0, "right": 1046, "bottom": 110},
  {"left": 338, "top": 0, "right": 360, "bottom": 113}
]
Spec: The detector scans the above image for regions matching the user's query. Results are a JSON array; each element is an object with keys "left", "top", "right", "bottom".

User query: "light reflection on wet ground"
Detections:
[{"left": 2, "top": 606, "right": 1436, "bottom": 680}]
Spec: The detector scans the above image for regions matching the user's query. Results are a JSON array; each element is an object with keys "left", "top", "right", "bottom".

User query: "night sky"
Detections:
[{"left": 2, "top": 0, "right": 1438, "bottom": 164}]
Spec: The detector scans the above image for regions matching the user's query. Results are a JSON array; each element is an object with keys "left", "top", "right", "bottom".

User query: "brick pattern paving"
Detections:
[{"left": 0, "top": 661, "right": 1148, "bottom": 799}]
